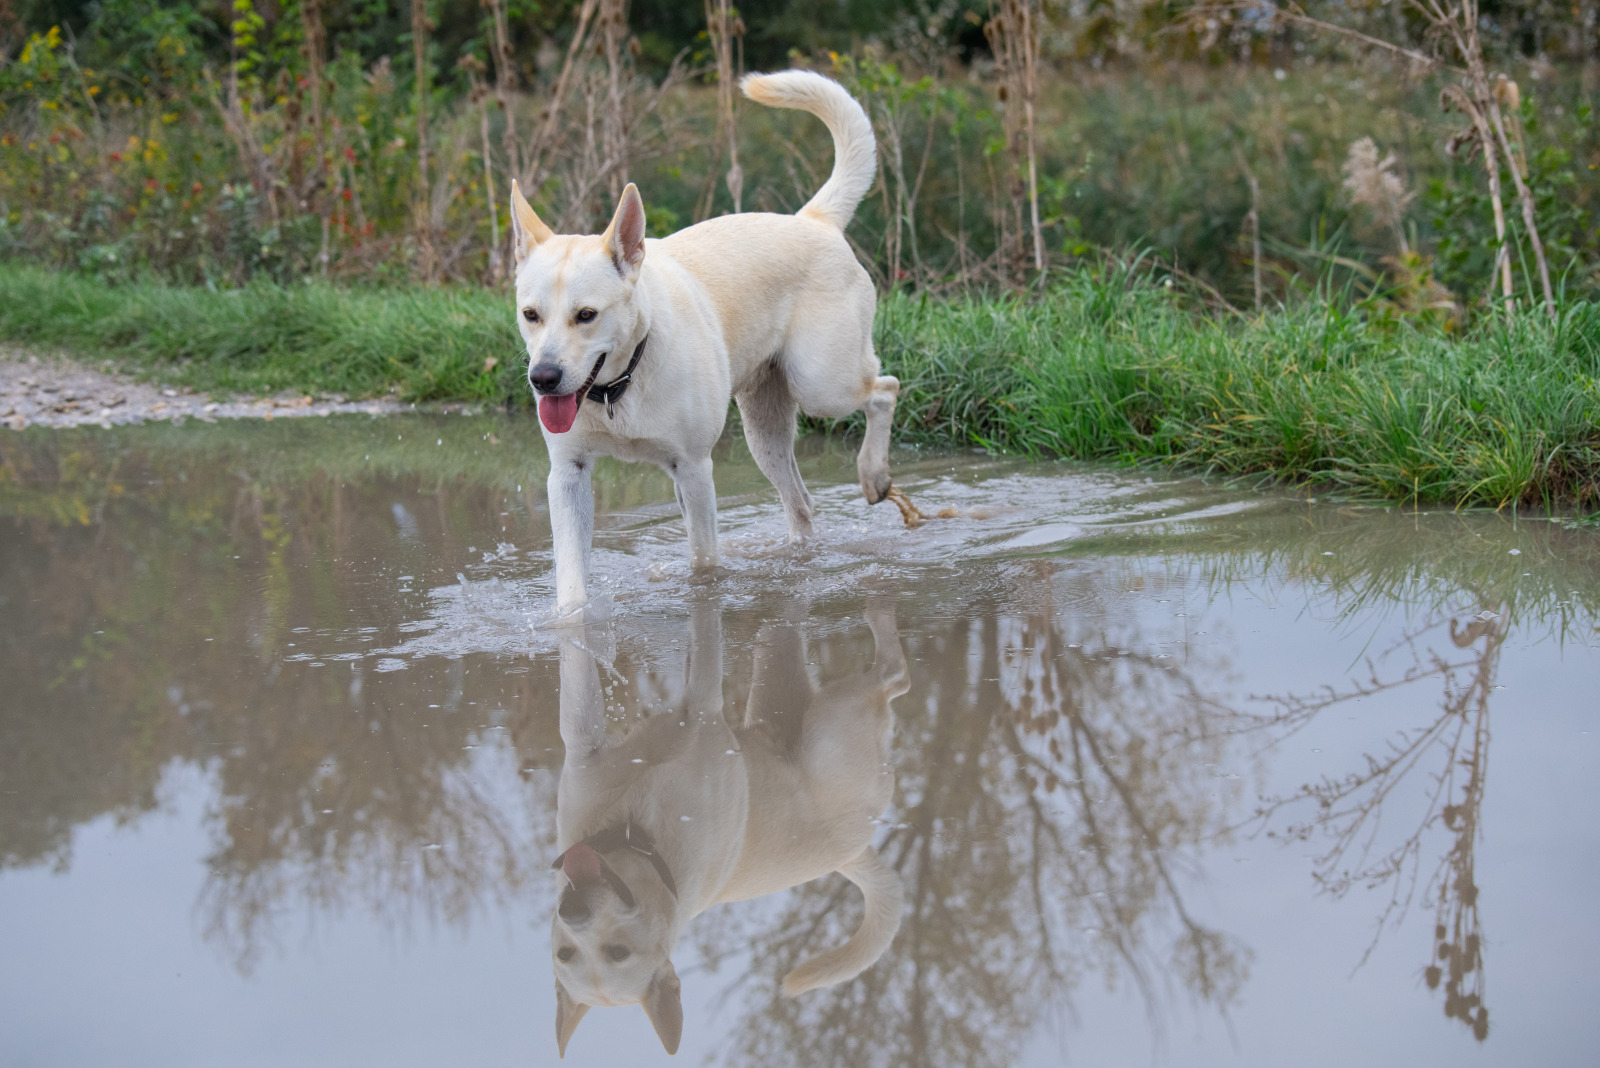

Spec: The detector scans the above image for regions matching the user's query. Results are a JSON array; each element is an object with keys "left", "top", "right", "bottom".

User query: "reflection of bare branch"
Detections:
[
  {"left": 718, "top": 576, "right": 1249, "bottom": 1068},
  {"left": 1251, "top": 606, "right": 1502, "bottom": 1042}
]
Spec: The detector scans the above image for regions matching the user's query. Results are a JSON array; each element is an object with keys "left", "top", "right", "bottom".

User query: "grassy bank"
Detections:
[{"left": 2, "top": 263, "right": 1596, "bottom": 510}]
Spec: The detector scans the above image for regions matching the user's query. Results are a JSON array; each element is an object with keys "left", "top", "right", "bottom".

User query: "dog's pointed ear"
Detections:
[
  {"left": 511, "top": 179, "right": 554, "bottom": 264},
  {"left": 554, "top": 979, "right": 590, "bottom": 1058},
  {"left": 602, "top": 183, "right": 647, "bottom": 277},
  {"left": 639, "top": 959, "right": 683, "bottom": 1055}
]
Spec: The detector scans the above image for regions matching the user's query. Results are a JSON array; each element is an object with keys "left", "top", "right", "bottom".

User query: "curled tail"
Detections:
[
  {"left": 781, "top": 846, "right": 904, "bottom": 995},
  {"left": 740, "top": 70, "right": 876, "bottom": 231}
]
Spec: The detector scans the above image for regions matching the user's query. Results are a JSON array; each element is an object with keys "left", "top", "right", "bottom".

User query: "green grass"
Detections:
[
  {"left": 872, "top": 268, "right": 1600, "bottom": 509},
  {"left": 0, "top": 265, "right": 529, "bottom": 402},
  {"left": 2, "top": 262, "right": 1597, "bottom": 510}
]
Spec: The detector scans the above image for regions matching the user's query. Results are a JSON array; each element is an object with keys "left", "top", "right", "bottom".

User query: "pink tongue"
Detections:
[
  {"left": 562, "top": 843, "right": 602, "bottom": 885},
  {"left": 539, "top": 392, "right": 580, "bottom": 434}
]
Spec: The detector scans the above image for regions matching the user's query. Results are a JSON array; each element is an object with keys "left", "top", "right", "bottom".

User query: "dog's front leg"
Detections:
[
  {"left": 671, "top": 457, "right": 720, "bottom": 571},
  {"left": 548, "top": 455, "right": 595, "bottom": 613}
]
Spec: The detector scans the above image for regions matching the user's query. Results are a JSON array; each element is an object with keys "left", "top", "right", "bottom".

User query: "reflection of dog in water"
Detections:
[{"left": 549, "top": 602, "right": 909, "bottom": 1056}]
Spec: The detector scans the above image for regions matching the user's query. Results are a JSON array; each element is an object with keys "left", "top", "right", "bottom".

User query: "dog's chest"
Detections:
[{"left": 572, "top": 421, "right": 680, "bottom": 467}]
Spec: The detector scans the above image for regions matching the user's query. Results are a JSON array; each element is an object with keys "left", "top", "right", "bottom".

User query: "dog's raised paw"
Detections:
[{"left": 860, "top": 472, "right": 892, "bottom": 506}]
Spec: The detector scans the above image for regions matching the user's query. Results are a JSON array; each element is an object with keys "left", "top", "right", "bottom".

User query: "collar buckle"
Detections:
[{"left": 584, "top": 334, "right": 648, "bottom": 420}]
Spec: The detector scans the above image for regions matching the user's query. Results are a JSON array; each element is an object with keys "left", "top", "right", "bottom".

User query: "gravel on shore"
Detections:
[{"left": 2, "top": 349, "right": 412, "bottom": 429}]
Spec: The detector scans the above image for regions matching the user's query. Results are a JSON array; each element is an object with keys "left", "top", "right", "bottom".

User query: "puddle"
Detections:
[{"left": 2, "top": 414, "right": 1597, "bottom": 1066}]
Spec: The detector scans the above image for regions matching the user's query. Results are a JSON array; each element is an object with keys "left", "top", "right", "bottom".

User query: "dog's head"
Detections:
[
  {"left": 510, "top": 181, "right": 648, "bottom": 435},
  {"left": 550, "top": 841, "right": 683, "bottom": 1057}
]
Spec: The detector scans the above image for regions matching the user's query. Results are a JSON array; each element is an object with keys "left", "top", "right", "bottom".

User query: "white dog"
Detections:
[
  {"left": 508, "top": 71, "right": 897, "bottom": 615},
  {"left": 550, "top": 602, "right": 909, "bottom": 1056}
]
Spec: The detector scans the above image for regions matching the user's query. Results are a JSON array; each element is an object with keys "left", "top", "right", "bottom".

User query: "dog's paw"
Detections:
[
  {"left": 538, "top": 593, "right": 609, "bottom": 629},
  {"left": 860, "top": 472, "right": 892, "bottom": 505}
]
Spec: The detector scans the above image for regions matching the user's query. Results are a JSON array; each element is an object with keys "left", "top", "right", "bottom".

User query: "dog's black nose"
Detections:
[
  {"left": 558, "top": 890, "right": 590, "bottom": 925},
  {"left": 529, "top": 363, "right": 564, "bottom": 395}
]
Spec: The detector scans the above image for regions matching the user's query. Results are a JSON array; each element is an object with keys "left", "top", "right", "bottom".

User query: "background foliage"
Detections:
[{"left": 0, "top": 0, "right": 1595, "bottom": 308}]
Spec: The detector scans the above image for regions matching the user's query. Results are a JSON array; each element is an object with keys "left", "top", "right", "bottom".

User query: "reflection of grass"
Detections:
[
  {"left": 5, "top": 261, "right": 1597, "bottom": 509},
  {"left": 0, "top": 412, "right": 856, "bottom": 527},
  {"left": 1072, "top": 503, "right": 1600, "bottom": 633},
  {"left": 6, "top": 417, "right": 1598, "bottom": 639}
]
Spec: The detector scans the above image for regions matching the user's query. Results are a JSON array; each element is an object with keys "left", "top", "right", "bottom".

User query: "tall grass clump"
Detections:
[
  {"left": 870, "top": 265, "right": 1600, "bottom": 509},
  {"left": 0, "top": 263, "right": 525, "bottom": 401}
]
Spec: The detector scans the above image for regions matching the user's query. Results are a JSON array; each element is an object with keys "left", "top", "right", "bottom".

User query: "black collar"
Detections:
[
  {"left": 552, "top": 819, "right": 678, "bottom": 900},
  {"left": 584, "top": 334, "right": 648, "bottom": 419}
]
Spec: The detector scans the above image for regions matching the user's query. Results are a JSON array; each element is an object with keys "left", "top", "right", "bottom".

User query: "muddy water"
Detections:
[{"left": 2, "top": 414, "right": 1597, "bottom": 1067}]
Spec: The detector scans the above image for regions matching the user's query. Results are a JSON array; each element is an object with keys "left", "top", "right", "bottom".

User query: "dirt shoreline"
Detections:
[{"left": 1, "top": 349, "right": 413, "bottom": 429}]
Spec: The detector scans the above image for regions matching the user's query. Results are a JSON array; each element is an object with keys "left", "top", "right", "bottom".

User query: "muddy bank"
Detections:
[{"left": 1, "top": 349, "right": 412, "bottom": 430}]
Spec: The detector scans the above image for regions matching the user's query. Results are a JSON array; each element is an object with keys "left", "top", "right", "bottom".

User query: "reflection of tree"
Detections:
[
  {"left": 1249, "top": 606, "right": 1502, "bottom": 1042},
  {"left": 0, "top": 428, "right": 573, "bottom": 970},
  {"left": 709, "top": 564, "right": 1250, "bottom": 1068}
]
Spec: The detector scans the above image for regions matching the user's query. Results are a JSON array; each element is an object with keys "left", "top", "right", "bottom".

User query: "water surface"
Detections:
[{"left": 2, "top": 415, "right": 1597, "bottom": 1067}]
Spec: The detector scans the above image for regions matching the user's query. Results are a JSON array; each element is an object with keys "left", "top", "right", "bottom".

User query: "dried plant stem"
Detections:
[
  {"left": 1485, "top": 98, "right": 1554, "bottom": 311},
  {"left": 411, "top": 0, "right": 435, "bottom": 279},
  {"left": 1019, "top": 10, "right": 1044, "bottom": 275},
  {"left": 1233, "top": 143, "right": 1262, "bottom": 311},
  {"left": 1439, "top": 85, "right": 1512, "bottom": 311},
  {"left": 462, "top": 57, "right": 501, "bottom": 281},
  {"left": 985, "top": 0, "right": 1046, "bottom": 283},
  {"left": 525, "top": 0, "right": 599, "bottom": 192},
  {"left": 1272, "top": 4, "right": 1442, "bottom": 72},
  {"left": 1247, "top": 175, "right": 1261, "bottom": 312},
  {"left": 300, "top": 0, "right": 330, "bottom": 273},
  {"left": 217, "top": 14, "right": 277, "bottom": 229},
  {"left": 481, "top": 0, "right": 519, "bottom": 179},
  {"left": 599, "top": 0, "right": 629, "bottom": 198},
  {"left": 697, "top": 0, "right": 743, "bottom": 219},
  {"left": 1417, "top": 0, "right": 1554, "bottom": 313}
]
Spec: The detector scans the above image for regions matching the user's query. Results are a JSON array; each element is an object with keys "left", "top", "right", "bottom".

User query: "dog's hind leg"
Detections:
[
  {"left": 856, "top": 374, "right": 899, "bottom": 506},
  {"left": 670, "top": 456, "right": 720, "bottom": 571},
  {"left": 736, "top": 365, "right": 813, "bottom": 540}
]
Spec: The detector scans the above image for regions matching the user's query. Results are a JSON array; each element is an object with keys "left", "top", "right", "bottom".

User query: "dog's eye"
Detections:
[
  {"left": 604, "top": 945, "right": 631, "bottom": 962},
  {"left": 556, "top": 946, "right": 576, "bottom": 962},
  {"left": 522, "top": 307, "right": 540, "bottom": 324},
  {"left": 575, "top": 308, "right": 597, "bottom": 324}
]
